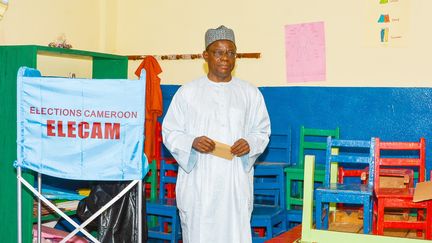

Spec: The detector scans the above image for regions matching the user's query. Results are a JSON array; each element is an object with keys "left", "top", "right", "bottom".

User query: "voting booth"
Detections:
[{"left": 16, "top": 67, "right": 148, "bottom": 242}]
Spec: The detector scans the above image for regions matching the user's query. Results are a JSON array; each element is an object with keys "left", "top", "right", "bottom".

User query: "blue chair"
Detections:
[
  {"left": 251, "top": 128, "right": 291, "bottom": 242},
  {"left": 146, "top": 159, "right": 181, "bottom": 243},
  {"left": 254, "top": 129, "right": 291, "bottom": 209},
  {"left": 252, "top": 129, "right": 290, "bottom": 241},
  {"left": 315, "top": 137, "right": 375, "bottom": 234},
  {"left": 254, "top": 162, "right": 287, "bottom": 210},
  {"left": 251, "top": 189, "right": 287, "bottom": 243}
]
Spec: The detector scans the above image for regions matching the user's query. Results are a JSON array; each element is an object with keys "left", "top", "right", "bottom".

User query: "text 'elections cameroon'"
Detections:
[{"left": 29, "top": 106, "right": 139, "bottom": 140}]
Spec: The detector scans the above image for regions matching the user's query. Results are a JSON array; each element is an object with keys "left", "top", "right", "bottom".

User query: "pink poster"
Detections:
[{"left": 285, "top": 22, "right": 326, "bottom": 83}]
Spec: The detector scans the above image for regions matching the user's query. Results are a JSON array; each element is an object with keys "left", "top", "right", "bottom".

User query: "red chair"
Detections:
[
  {"left": 373, "top": 138, "right": 432, "bottom": 239},
  {"left": 154, "top": 122, "right": 177, "bottom": 198},
  {"left": 339, "top": 167, "right": 413, "bottom": 187},
  {"left": 338, "top": 166, "right": 367, "bottom": 184},
  {"left": 338, "top": 166, "right": 413, "bottom": 216}
]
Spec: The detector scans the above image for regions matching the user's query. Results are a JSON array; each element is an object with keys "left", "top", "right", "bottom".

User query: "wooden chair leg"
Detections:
[
  {"left": 286, "top": 177, "right": 293, "bottom": 210},
  {"left": 315, "top": 196, "right": 323, "bottom": 229},
  {"left": 323, "top": 203, "right": 329, "bottom": 230},
  {"left": 376, "top": 201, "right": 385, "bottom": 235},
  {"left": 416, "top": 208, "right": 423, "bottom": 237},
  {"left": 426, "top": 203, "right": 432, "bottom": 240},
  {"left": 298, "top": 181, "right": 304, "bottom": 198},
  {"left": 372, "top": 199, "right": 377, "bottom": 235},
  {"left": 363, "top": 197, "right": 371, "bottom": 233},
  {"left": 267, "top": 222, "right": 273, "bottom": 240}
]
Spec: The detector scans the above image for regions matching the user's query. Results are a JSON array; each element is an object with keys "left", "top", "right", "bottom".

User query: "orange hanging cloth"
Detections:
[{"left": 135, "top": 56, "right": 163, "bottom": 162}]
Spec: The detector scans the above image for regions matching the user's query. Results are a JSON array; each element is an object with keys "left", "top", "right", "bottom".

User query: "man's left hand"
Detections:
[{"left": 231, "top": 138, "right": 250, "bottom": 157}]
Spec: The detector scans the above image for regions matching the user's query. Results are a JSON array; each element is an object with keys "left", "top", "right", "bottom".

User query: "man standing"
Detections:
[{"left": 162, "top": 25, "right": 271, "bottom": 243}]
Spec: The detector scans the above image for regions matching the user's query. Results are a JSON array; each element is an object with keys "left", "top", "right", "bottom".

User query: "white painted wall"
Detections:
[{"left": 2, "top": 0, "right": 432, "bottom": 87}]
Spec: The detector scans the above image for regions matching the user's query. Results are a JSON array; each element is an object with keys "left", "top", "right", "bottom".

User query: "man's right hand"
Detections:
[{"left": 192, "top": 136, "right": 215, "bottom": 153}]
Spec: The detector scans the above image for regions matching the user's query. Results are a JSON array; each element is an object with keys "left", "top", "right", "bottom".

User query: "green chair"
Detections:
[
  {"left": 145, "top": 159, "right": 158, "bottom": 227},
  {"left": 284, "top": 126, "right": 340, "bottom": 210}
]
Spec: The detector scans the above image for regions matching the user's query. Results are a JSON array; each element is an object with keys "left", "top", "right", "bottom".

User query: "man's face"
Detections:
[{"left": 203, "top": 40, "right": 236, "bottom": 82}]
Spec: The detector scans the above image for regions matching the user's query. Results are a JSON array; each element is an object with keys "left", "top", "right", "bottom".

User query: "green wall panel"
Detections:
[{"left": 0, "top": 46, "right": 37, "bottom": 243}]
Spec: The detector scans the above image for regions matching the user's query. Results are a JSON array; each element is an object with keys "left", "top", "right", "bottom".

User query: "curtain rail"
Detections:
[{"left": 127, "top": 53, "right": 261, "bottom": 60}]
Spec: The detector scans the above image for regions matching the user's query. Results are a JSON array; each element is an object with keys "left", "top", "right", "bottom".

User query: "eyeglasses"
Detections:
[{"left": 210, "top": 49, "right": 237, "bottom": 59}]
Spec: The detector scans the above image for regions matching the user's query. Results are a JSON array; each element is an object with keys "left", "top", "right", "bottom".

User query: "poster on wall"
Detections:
[
  {"left": 363, "top": 0, "right": 409, "bottom": 47},
  {"left": 284, "top": 21, "right": 326, "bottom": 83},
  {"left": 16, "top": 67, "right": 148, "bottom": 181}
]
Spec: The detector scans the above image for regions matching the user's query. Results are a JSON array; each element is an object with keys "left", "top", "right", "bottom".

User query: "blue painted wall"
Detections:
[{"left": 161, "top": 85, "right": 432, "bottom": 176}]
